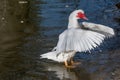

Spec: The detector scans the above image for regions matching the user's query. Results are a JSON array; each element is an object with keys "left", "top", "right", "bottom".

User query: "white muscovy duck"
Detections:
[{"left": 40, "top": 9, "right": 115, "bottom": 68}]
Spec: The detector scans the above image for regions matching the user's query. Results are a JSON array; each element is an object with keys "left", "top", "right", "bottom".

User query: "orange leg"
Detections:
[
  {"left": 64, "top": 60, "right": 75, "bottom": 68},
  {"left": 70, "top": 57, "right": 81, "bottom": 65}
]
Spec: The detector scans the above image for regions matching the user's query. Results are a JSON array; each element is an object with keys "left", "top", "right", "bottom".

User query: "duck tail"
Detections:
[{"left": 40, "top": 51, "right": 63, "bottom": 62}]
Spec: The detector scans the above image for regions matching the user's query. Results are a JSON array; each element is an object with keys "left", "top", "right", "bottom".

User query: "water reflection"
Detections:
[{"left": 44, "top": 62, "right": 91, "bottom": 80}]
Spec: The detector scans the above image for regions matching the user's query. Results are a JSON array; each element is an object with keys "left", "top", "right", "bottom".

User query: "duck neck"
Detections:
[{"left": 68, "top": 18, "right": 79, "bottom": 29}]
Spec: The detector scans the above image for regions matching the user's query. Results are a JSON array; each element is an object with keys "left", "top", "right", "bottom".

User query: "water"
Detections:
[{"left": 0, "top": 0, "right": 120, "bottom": 80}]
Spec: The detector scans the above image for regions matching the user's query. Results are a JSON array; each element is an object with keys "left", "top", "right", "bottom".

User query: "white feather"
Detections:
[
  {"left": 56, "top": 28, "right": 106, "bottom": 52},
  {"left": 40, "top": 9, "right": 115, "bottom": 62},
  {"left": 40, "top": 51, "right": 76, "bottom": 62},
  {"left": 82, "top": 22, "right": 115, "bottom": 37}
]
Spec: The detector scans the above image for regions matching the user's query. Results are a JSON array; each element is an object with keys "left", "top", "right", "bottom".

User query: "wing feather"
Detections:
[
  {"left": 84, "top": 37, "right": 92, "bottom": 51},
  {"left": 82, "top": 22, "right": 115, "bottom": 37},
  {"left": 56, "top": 28, "right": 106, "bottom": 52}
]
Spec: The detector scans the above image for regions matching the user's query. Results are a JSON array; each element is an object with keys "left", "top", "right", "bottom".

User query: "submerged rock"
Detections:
[
  {"left": 114, "top": 17, "right": 120, "bottom": 23},
  {"left": 116, "top": 2, "right": 120, "bottom": 9}
]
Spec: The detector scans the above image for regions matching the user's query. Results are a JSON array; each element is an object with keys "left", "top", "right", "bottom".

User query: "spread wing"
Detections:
[
  {"left": 56, "top": 28, "right": 106, "bottom": 52},
  {"left": 82, "top": 22, "right": 115, "bottom": 37}
]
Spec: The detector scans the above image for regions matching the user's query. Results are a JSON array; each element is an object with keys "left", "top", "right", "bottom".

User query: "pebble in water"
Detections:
[
  {"left": 18, "top": 1, "right": 28, "bottom": 4},
  {"left": 1, "top": 17, "right": 5, "bottom": 20},
  {"left": 65, "top": 5, "right": 69, "bottom": 8},
  {"left": 20, "top": 20, "right": 24, "bottom": 23}
]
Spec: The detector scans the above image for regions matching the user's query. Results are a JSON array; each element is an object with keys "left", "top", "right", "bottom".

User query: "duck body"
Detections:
[{"left": 40, "top": 9, "right": 115, "bottom": 67}]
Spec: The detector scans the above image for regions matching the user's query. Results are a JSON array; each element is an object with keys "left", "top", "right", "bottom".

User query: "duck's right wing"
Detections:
[{"left": 56, "top": 28, "right": 105, "bottom": 52}]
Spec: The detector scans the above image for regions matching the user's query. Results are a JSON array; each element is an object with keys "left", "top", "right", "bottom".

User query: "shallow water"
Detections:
[{"left": 0, "top": 0, "right": 120, "bottom": 80}]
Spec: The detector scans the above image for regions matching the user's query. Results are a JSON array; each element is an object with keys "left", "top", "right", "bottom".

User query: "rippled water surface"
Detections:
[{"left": 0, "top": 0, "right": 120, "bottom": 80}]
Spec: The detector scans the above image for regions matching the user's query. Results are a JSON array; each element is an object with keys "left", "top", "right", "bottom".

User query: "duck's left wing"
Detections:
[{"left": 82, "top": 22, "right": 115, "bottom": 37}]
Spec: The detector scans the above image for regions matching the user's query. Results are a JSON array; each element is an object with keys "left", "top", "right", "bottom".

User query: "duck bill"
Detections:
[
  {"left": 77, "top": 12, "right": 89, "bottom": 20},
  {"left": 82, "top": 16, "right": 88, "bottom": 20}
]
